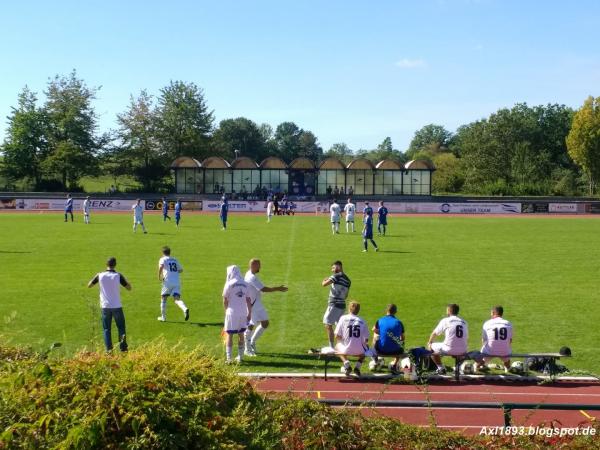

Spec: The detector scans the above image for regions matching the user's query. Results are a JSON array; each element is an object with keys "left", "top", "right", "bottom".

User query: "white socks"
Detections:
[
  {"left": 251, "top": 324, "right": 265, "bottom": 345},
  {"left": 226, "top": 344, "right": 232, "bottom": 361},
  {"left": 174, "top": 299, "right": 187, "bottom": 312},
  {"left": 160, "top": 300, "right": 167, "bottom": 320}
]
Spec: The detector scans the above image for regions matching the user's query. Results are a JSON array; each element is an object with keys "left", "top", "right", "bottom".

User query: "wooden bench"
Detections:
[{"left": 309, "top": 349, "right": 408, "bottom": 380}]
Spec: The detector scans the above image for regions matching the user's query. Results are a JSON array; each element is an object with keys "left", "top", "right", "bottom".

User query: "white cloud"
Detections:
[{"left": 395, "top": 58, "right": 427, "bottom": 69}]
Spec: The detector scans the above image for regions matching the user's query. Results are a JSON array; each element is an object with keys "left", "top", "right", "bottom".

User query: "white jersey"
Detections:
[
  {"left": 432, "top": 315, "right": 468, "bottom": 354},
  {"left": 159, "top": 256, "right": 182, "bottom": 285},
  {"left": 222, "top": 279, "right": 251, "bottom": 316},
  {"left": 344, "top": 203, "right": 355, "bottom": 220},
  {"left": 334, "top": 313, "right": 369, "bottom": 355},
  {"left": 330, "top": 203, "right": 341, "bottom": 220},
  {"left": 91, "top": 270, "right": 129, "bottom": 309},
  {"left": 267, "top": 202, "right": 274, "bottom": 216},
  {"left": 244, "top": 270, "right": 265, "bottom": 306},
  {"left": 83, "top": 199, "right": 90, "bottom": 214},
  {"left": 481, "top": 317, "right": 513, "bottom": 356},
  {"left": 132, "top": 203, "right": 144, "bottom": 219}
]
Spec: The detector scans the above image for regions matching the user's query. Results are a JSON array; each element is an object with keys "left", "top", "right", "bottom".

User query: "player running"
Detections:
[
  {"left": 223, "top": 265, "right": 252, "bottom": 363},
  {"left": 330, "top": 199, "right": 341, "bottom": 234},
  {"left": 427, "top": 303, "right": 469, "bottom": 375},
  {"left": 174, "top": 199, "right": 182, "bottom": 227},
  {"left": 362, "top": 214, "right": 379, "bottom": 252},
  {"left": 335, "top": 301, "right": 369, "bottom": 377},
  {"left": 244, "top": 258, "right": 288, "bottom": 356},
  {"left": 82, "top": 196, "right": 91, "bottom": 224},
  {"left": 377, "top": 201, "right": 389, "bottom": 236},
  {"left": 161, "top": 197, "right": 171, "bottom": 222},
  {"left": 64, "top": 194, "right": 74, "bottom": 222},
  {"left": 322, "top": 260, "right": 351, "bottom": 348},
  {"left": 132, "top": 199, "right": 147, "bottom": 234},
  {"left": 343, "top": 198, "right": 356, "bottom": 233},
  {"left": 157, "top": 246, "right": 189, "bottom": 322},
  {"left": 220, "top": 195, "right": 229, "bottom": 230}
]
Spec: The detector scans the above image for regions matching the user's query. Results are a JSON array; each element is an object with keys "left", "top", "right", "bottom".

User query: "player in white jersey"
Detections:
[
  {"left": 157, "top": 246, "right": 189, "bottom": 322},
  {"left": 223, "top": 265, "right": 252, "bottom": 363},
  {"left": 330, "top": 199, "right": 341, "bottom": 234},
  {"left": 474, "top": 305, "right": 513, "bottom": 372},
  {"left": 82, "top": 196, "right": 91, "bottom": 224},
  {"left": 266, "top": 201, "right": 274, "bottom": 222},
  {"left": 132, "top": 199, "right": 147, "bottom": 233},
  {"left": 334, "top": 302, "right": 369, "bottom": 376},
  {"left": 343, "top": 198, "right": 356, "bottom": 233},
  {"left": 244, "top": 258, "right": 288, "bottom": 356},
  {"left": 427, "top": 303, "right": 469, "bottom": 374}
]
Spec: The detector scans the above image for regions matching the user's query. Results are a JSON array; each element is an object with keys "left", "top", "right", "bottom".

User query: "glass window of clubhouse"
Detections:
[{"left": 171, "top": 156, "right": 434, "bottom": 196}]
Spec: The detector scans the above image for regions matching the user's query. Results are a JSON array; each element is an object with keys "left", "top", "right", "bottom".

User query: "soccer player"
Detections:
[
  {"left": 377, "top": 201, "right": 389, "bottom": 236},
  {"left": 335, "top": 301, "right": 369, "bottom": 376},
  {"left": 87, "top": 257, "right": 132, "bottom": 352},
  {"left": 157, "top": 246, "right": 189, "bottom": 322},
  {"left": 132, "top": 199, "right": 147, "bottom": 233},
  {"left": 64, "top": 194, "right": 74, "bottom": 222},
  {"left": 223, "top": 265, "right": 252, "bottom": 363},
  {"left": 220, "top": 195, "right": 229, "bottom": 230},
  {"left": 82, "top": 196, "right": 91, "bottom": 224},
  {"left": 474, "top": 305, "right": 513, "bottom": 373},
  {"left": 427, "top": 303, "right": 469, "bottom": 375},
  {"left": 174, "top": 199, "right": 182, "bottom": 227},
  {"left": 161, "top": 197, "right": 171, "bottom": 222},
  {"left": 371, "top": 304, "right": 405, "bottom": 374},
  {"left": 343, "top": 198, "right": 356, "bottom": 233},
  {"left": 244, "top": 258, "right": 288, "bottom": 356},
  {"left": 266, "top": 200, "right": 274, "bottom": 222},
  {"left": 330, "top": 199, "right": 341, "bottom": 234},
  {"left": 362, "top": 214, "right": 379, "bottom": 252},
  {"left": 363, "top": 201, "right": 373, "bottom": 219},
  {"left": 322, "top": 260, "right": 351, "bottom": 348}
]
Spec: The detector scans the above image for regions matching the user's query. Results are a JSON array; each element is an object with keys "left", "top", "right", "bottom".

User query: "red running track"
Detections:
[{"left": 252, "top": 377, "right": 600, "bottom": 435}]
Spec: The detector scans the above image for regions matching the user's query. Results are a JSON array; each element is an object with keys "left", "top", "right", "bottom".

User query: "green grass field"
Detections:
[{"left": 1, "top": 212, "right": 599, "bottom": 374}]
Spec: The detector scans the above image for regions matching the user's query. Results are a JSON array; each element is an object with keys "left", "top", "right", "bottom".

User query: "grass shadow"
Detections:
[
  {"left": 0, "top": 250, "right": 33, "bottom": 254},
  {"left": 161, "top": 321, "right": 223, "bottom": 328}
]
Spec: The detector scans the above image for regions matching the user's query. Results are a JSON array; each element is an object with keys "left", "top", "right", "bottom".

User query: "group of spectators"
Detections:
[{"left": 326, "top": 185, "right": 354, "bottom": 199}]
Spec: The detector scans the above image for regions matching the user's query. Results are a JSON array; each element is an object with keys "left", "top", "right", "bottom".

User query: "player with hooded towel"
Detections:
[{"left": 223, "top": 265, "right": 252, "bottom": 363}]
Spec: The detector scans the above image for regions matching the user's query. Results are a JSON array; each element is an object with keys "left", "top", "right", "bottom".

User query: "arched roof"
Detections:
[
  {"left": 319, "top": 157, "right": 345, "bottom": 170},
  {"left": 346, "top": 158, "right": 375, "bottom": 170},
  {"left": 231, "top": 157, "right": 259, "bottom": 169},
  {"left": 405, "top": 159, "right": 436, "bottom": 170},
  {"left": 289, "top": 157, "right": 315, "bottom": 169},
  {"left": 375, "top": 159, "right": 403, "bottom": 170},
  {"left": 201, "top": 156, "right": 231, "bottom": 169},
  {"left": 170, "top": 156, "right": 202, "bottom": 169},
  {"left": 260, "top": 156, "right": 287, "bottom": 169}
]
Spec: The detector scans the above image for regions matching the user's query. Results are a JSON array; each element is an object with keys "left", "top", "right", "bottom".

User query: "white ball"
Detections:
[{"left": 368, "top": 360, "right": 378, "bottom": 371}]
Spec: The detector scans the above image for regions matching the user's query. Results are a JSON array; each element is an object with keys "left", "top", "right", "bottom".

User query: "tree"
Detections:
[
  {"left": 297, "top": 130, "right": 323, "bottom": 161},
  {"left": 1, "top": 86, "right": 48, "bottom": 188},
  {"left": 155, "top": 81, "right": 214, "bottom": 162},
  {"left": 274, "top": 122, "right": 302, "bottom": 162},
  {"left": 116, "top": 90, "right": 167, "bottom": 191},
  {"left": 567, "top": 96, "right": 600, "bottom": 195},
  {"left": 431, "top": 153, "right": 464, "bottom": 193},
  {"left": 44, "top": 71, "right": 101, "bottom": 188},
  {"left": 212, "top": 117, "right": 266, "bottom": 161},
  {"left": 325, "top": 143, "right": 354, "bottom": 162},
  {"left": 407, "top": 124, "right": 452, "bottom": 157}
]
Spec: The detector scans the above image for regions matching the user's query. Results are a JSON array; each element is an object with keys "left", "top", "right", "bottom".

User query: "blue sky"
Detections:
[{"left": 1, "top": 0, "right": 599, "bottom": 151}]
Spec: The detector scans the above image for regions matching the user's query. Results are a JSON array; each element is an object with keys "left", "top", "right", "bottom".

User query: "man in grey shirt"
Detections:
[{"left": 322, "top": 260, "right": 351, "bottom": 348}]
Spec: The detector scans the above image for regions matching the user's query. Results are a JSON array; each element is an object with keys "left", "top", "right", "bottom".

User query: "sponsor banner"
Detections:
[
  {"left": 16, "top": 198, "right": 144, "bottom": 211},
  {"left": 145, "top": 200, "right": 203, "bottom": 211},
  {"left": 521, "top": 202, "right": 549, "bottom": 214},
  {"left": 0, "top": 199, "right": 16, "bottom": 209},
  {"left": 351, "top": 202, "right": 520, "bottom": 214},
  {"left": 549, "top": 203, "right": 579, "bottom": 213},
  {"left": 586, "top": 203, "right": 600, "bottom": 214}
]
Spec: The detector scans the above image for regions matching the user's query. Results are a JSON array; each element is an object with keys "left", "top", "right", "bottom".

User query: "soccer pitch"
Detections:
[{"left": 1, "top": 212, "right": 598, "bottom": 374}]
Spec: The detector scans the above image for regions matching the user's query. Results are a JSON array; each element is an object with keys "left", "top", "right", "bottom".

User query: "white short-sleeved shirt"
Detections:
[
  {"left": 344, "top": 203, "right": 355, "bottom": 220},
  {"left": 132, "top": 204, "right": 144, "bottom": 219},
  {"left": 83, "top": 199, "right": 90, "bottom": 213},
  {"left": 91, "top": 270, "right": 129, "bottom": 309},
  {"left": 330, "top": 203, "right": 341, "bottom": 220},
  {"left": 222, "top": 279, "right": 250, "bottom": 315},
  {"left": 334, "top": 313, "right": 369, "bottom": 355},
  {"left": 159, "top": 256, "right": 182, "bottom": 285},
  {"left": 432, "top": 315, "right": 468, "bottom": 354},
  {"left": 244, "top": 270, "right": 264, "bottom": 305},
  {"left": 267, "top": 202, "right": 274, "bottom": 215},
  {"left": 481, "top": 316, "right": 513, "bottom": 356}
]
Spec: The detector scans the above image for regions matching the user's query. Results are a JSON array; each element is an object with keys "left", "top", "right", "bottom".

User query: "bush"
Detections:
[{"left": 1, "top": 343, "right": 599, "bottom": 449}]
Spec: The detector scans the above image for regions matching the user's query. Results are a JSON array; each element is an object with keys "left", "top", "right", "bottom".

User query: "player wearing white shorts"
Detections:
[
  {"left": 266, "top": 201, "right": 274, "bottom": 222},
  {"left": 132, "top": 199, "right": 147, "bottom": 233},
  {"left": 223, "top": 265, "right": 252, "bottom": 363},
  {"left": 427, "top": 303, "right": 469, "bottom": 374},
  {"left": 82, "top": 196, "right": 91, "bottom": 224},
  {"left": 343, "top": 198, "right": 356, "bottom": 233},
  {"left": 475, "top": 305, "right": 513, "bottom": 372},
  {"left": 243, "top": 258, "right": 288, "bottom": 356},
  {"left": 335, "top": 302, "right": 369, "bottom": 376},
  {"left": 157, "top": 246, "right": 189, "bottom": 322},
  {"left": 330, "top": 199, "right": 341, "bottom": 234}
]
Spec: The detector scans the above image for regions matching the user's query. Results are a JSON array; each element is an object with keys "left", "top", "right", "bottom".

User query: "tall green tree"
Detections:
[
  {"left": 567, "top": 96, "right": 600, "bottom": 195},
  {"left": 1, "top": 86, "right": 48, "bottom": 188},
  {"left": 155, "top": 81, "right": 214, "bottom": 162},
  {"left": 407, "top": 124, "right": 452, "bottom": 157},
  {"left": 116, "top": 90, "right": 167, "bottom": 191},
  {"left": 43, "top": 71, "right": 101, "bottom": 188},
  {"left": 212, "top": 117, "right": 266, "bottom": 161},
  {"left": 274, "top": 122, "right": 302, "bottom": 162},
  {"left": 325, "top": 143, "right": 354, "bottom": 162},
  {"left": 297, "top": 130, "right": 323, "bottom": 161}
]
